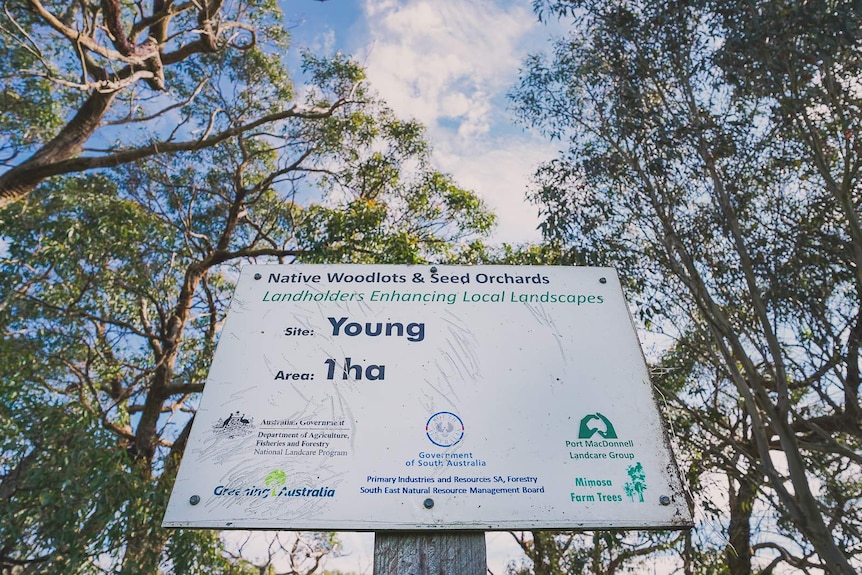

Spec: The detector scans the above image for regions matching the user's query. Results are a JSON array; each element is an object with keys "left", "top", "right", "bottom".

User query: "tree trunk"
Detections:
[
  {"left": 120, "top": 460, "right": 167, "bottom": 575},
  {"left": 726, "top": 476, "right": 754, "bottom": 575}
]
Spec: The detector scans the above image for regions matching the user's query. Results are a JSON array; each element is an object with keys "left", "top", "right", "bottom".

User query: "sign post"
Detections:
[
  {"left": 373, "top": 532, "right": 486, "bottom": 575},
  {"left": 163, "top": 265, "right": 692, "bottom": 571}
]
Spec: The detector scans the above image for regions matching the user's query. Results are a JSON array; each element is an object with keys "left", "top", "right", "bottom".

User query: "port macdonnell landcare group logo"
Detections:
[
  {"left": 212, "top": 469, "right": 336, "bottom": 499},
  {"left": 578, "top": 412, "right": 617, "bottom": 439}
]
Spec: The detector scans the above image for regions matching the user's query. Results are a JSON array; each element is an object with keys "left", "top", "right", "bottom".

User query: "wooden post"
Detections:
[{"left": 373, "top": 532, "right": 487, "bottom": 575}]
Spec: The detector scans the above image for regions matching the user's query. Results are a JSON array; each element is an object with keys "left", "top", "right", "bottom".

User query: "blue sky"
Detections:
[{"left": 283, "top": 0, "right": 563, "bottom": 246}]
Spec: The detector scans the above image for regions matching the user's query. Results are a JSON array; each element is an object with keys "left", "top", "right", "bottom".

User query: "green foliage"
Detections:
[
  {"left": 506, "top": 530, "right": 683, "bottom": 575},
  {"left": 452, "top": 242, "right": 582, "bottom": 266},
  {"left": 515, "top": 0, "right": 862, "bottom": 573},
  {"left": 0, "top": 10, "right": 495, "bottom": 572},
  {"left": 166, "top": 530, "right": 259, "bottom": 575}
]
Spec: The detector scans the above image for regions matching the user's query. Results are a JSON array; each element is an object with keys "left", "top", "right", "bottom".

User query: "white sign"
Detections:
[{"left": 163, "top": 265, "right": 692, "bottom": 530}]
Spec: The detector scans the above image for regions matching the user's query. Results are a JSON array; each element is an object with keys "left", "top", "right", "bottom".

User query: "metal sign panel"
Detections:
[{"left": 163, "top": 265, "right": 692, "bottom": 530}]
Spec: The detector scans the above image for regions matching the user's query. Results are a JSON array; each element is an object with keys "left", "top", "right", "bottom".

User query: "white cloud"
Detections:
[
  {"left": 433, "top": 135, "right": 554, "bottom": 244},
  {"left": 487, "top": 531, "right": 524, "bottom": 573},
  {"left": 361, "top": 0, "right": 533, "bottom": 130},
  {"left": 311, "top": 27, "right": 338, "bottom": 55},
  {"left": 356, "top": 0, "right": 552, "bottom": 244}
]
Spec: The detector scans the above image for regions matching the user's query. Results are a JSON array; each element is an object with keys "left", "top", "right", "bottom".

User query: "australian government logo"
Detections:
[
  {"left": 212, "top": 469, "right": 336, "bottom": 500},
  {"left": 426, "top": 411, "right": 464, "bottom": 447},
  {"left": 212, "top": 411, "right": 256, "bottom": 439}
]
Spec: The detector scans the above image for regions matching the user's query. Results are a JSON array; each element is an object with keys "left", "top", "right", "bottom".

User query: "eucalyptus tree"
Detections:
[
  {"left": 512, "top": 0, "right": 862, "bottom": 573},
  {"left": 0, "top": 33, "right": 494, "bottom": 575},
  {"left": 0, "top": 0, "right": 333, "bottom": 207},
  {"left": 505, "top": 530, "right": 684, "bottom": 575}
]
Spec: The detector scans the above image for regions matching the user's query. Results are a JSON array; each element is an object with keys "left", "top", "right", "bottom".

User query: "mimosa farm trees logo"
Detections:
[{"left": 624, "top": 462, "right": 647, "bottom": 503}]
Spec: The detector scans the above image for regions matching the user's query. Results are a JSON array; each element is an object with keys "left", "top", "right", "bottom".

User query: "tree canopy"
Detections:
[
  {"left": 512, "top": 0, "right": 862, "bottom": 573},
  {"left": 1, "top": 0, "right": 331, "bottom": 207},
  {"left": 7, "top": 0, "right": 862, "bottom": 572},
  {"left": 0, "top": 0, "right": 494, "bottom": 572}
]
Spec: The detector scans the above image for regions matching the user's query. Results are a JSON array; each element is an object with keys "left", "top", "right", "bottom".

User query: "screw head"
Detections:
[
  {"left": 189, "top": 495, "right": 201, "bottom": 505},
  {"left": 253, "top": 273, "right": 262, "bottom": 280},
  {"left": 423, "top": 498, "right": 434, "bottom": 509},
  {"left": 430, "top": 266, "right": 438, "bottom": 274},
  {"left": 599, "top": 277, "right": 607, "bottom": 284},
  {"left": 659, "top": 495, "right": 671, "bottom": 506}
]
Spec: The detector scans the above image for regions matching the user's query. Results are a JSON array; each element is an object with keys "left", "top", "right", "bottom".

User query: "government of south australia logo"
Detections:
[
  {"left": 212, "top": 410, "right": 255, "bottom": 439},
  {"left": 578, "top": 412, "right": 617, "bottom": 439},
  {"left": 426, "top": 411, "right": 464, "bottom": 447}
]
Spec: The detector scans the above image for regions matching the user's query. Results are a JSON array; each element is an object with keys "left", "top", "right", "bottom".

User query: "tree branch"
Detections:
[{"left": 0, "top": 97, "right": 355, "bottom": 208}]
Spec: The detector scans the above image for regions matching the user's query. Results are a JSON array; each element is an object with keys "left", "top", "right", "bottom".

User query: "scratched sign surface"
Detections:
[{"left": 163, "top": 265, "right": 692, "bottom": 530}]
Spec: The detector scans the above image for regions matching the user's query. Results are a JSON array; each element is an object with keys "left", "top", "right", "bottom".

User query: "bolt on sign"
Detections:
[{"left": 163, "top": 265, "right": 693, "bottom": 530}]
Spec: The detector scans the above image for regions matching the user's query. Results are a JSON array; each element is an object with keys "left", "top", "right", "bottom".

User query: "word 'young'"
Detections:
[{"left": 327, "top": 316, "right": 425, "bottom": 342}]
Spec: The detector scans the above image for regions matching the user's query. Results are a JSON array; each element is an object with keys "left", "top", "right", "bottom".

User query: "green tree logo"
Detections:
[
  {"left": 624, "top": 462, "right": 647, "bottom": 503},
  {"left": 265, "top": 469, "right": 287, "bottom": 496}
]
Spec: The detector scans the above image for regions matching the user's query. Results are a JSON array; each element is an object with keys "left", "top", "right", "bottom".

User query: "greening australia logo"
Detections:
[
  {"left": 265, "top": 469, "right": 287, "bottom": 493},
  {"left": 213, "top": 469, "right": 336, "bottom": 499}
]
